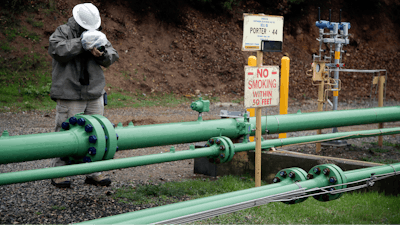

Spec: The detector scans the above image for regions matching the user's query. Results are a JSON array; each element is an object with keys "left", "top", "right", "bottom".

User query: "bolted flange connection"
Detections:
[
  {"left": 61, "top": 114, "right": 109, "bottom": 164},
  {"left": 273, "top": 167, "right": 309, "bottom": 205},
  {"left": 206, "top": 136, "right": 235, "bottom": 164},
  {"left": 308, "top": 164, "right": 347, "bottom": 202}
]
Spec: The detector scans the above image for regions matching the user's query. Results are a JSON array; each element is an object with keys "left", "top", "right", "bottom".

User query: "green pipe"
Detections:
[
  {"left": 234, "top": 127, "right": 400, "bottom": 152},
  {"left": 116, "top": 106, "right": 400, "bottom": 150},
  {"left": 2, "top": 106, "right": 400, "bottom": 164},
  {"left": 98, "top": 179, "right": 326, "bottom": 224},
  {"left": 0, "top": 131, "right": 84, "bottom": 164},
  {"left": 81, "top": 163, "right": 400, "bottom": 224},
  {"left": 1, "top": 127, "right": 399, "bottom": 185},
  {"left": 0, "top": 146, "right": 218, "bottom": 185},
  {"left": 81, "top": 179, "right": 294, "bottom": 224},
  {"left": 115, "top": 119, "right": 240, "bottom": 150},
  {"left": 263, "top": 106, "right": 400, "bottom": 134}
]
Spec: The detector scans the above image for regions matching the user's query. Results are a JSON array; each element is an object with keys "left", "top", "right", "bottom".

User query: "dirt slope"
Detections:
[{"left": 2, "top": 0, "right": 400, "bottom": 102}]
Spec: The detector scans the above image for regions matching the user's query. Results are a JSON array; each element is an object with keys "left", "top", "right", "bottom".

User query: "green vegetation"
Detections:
[
  {"left": 114, "top": 175, "right": 265, "bottom": 204},
  {"left": 51, "top": 205, "right": 66, "bottom": 210},
  {"left": 113, "top": 175, "right": 400, "bottom": 224},
  {"left": 371, "top": 140, "right": 400, "bottom": 148},
  {"left": 0, "top": 51, "right": 55, "bottom": 112},
  {"left": 200, "top": 191, "right": 400, "bottom": 224},
  {"left": 26, "top": 16, "right": 44, "bottom": 28},
  {"left": 362, "top": 156, "right": 398, "bottom": 164}
]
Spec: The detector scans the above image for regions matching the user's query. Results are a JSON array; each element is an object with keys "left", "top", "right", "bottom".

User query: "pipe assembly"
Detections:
[{"left": 1, "top": 105, "right": 399, "bottom": 223}]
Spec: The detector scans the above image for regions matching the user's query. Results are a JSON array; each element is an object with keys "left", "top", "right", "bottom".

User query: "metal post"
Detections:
[{"left": 279, "top": 56, "right": 290, "bottom": 139}]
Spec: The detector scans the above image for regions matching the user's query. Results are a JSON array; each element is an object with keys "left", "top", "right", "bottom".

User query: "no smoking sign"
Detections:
[{"left": 244, "top": 66, "right": 280, "bottom": 108}]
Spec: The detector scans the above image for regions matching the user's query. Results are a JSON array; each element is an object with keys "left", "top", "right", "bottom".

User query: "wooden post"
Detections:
[
  {"left": 316, "top": 80, "right": 324, "bottom": 153},
  {"left": 255, "top": 50, "right": 263, "bottom": 187},
  {"left": 378, "top": 76, "right": 385, "bottom": 147}
]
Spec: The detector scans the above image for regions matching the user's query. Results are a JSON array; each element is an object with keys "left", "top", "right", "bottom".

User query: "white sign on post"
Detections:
[
  {"left": 244, "top": 66, "right": 280, "bottom": 108},
  {"left": 242, "top": 14, "right": 284, "bottom": 51}
]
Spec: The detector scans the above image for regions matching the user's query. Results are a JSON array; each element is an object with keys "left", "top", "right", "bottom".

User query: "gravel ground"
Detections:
[{"left": 1, "top": 99, "right": 400, "bottom": 224}]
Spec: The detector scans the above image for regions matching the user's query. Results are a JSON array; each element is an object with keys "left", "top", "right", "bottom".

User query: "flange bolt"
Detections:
[
  {"left": 105, "top": 147, "right": 108, "bottom": 152},
  {"left": 85, "top": 124, "right": 93, "bottom": 133},
  {"left": 88, "top": 147, "right": 96, "bottom": 155},
  {"left": 220, "top": 153, "right": 225, "bottom": 158},
  {"left": 116, "top": 133, "right": 119, "bottom": 140},
  {"left": 279, "top": 171, "right": 287, "bottom": 178},
  {"left": 112, "top": 123, "right": 115, "bottom": 128},
  {"left": 209, "top": 138, "right": 214, "bottom": 144},
  {"left": 272, "top": 177, "right": 281, "bottom": 183},
  {"left": 313, "top": 167, "right": 321, "bottom": 174},
  {"left": 77, "top": 118, "right": 86, "bottom": 126},
  {"left": 101, "top": 125, "right": 105, "bottom": 129},
  {"left": 116, "top": 146, "right": 119, "bottom": 152},
  {"left": 204, "top": 143, "right": 210, "bottom": 147},
  {"left": 105, "top": 135, "right": 108, "bottom": 140},
  {"left": 219, "top": 145, "right": 225, "bottom": 151},
  {"left": 61, "top": 122, "right": 70, "bottom": 130},
  {"left": 329, "top": 176, "right": 337, "bottom": 184},
  {"left": 288, "top": 171, "right": 296, "bottom": 179},
  {"left": 215, "top": 139, "right": 221, "bottom": 145},
  {"left": 83, "top": 157, "right": 92, "bottom": 163},
  {"left": 89, "top": 135, "right": 97, "bottom": 144},
  {"left": 323, "top": 168, "right": 330, "bottom": 175},
  {"left": 307, "top": 174, "right": 314, "bottom": 180},
  {"left": 69, "top": 117, "right": 77, "bottom": 125}
]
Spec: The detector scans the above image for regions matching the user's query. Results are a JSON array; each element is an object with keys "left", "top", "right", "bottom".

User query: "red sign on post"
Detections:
[{"left": 244, "top": 66, "right": 280, "bottom": 108}]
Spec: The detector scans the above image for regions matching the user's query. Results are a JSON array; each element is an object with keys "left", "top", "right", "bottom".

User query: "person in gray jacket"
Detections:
[{"left": 48, "top": 3, "right": 119, "bottom": 188}]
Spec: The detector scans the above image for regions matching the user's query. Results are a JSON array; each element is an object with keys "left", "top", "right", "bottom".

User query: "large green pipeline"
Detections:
[
  {"left": 234, "top": 127, "right": 400, "bottom": 152},
  {"left": 1, "top": 106, "right": 400, "bottom": 164},
  {"left": 1, "top": 127, "right": 399, "bottom": 186},
  {"left": 116, "top": 106, "right": 400, "bottom": 149},
  {"left": 80, "top": 163, "right": 400, "bottom": 224}
]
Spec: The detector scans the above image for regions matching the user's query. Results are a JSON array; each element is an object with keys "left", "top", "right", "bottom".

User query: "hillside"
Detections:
[{"left": 1, "top": 0, "right": 400, "bottom": 107}]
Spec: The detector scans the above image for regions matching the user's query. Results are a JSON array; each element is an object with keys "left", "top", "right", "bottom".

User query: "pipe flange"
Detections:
[
  {"left": 308, "top": 164, "right": 347, "bottom": 202},
  {"left": 273, "top": 167, "right": 308, "bottom": 204},
  {"left": 62, "top": 114, "right": 106, "bottom": 163},
  {"left": 91, "top": 115, "right": 117, "bottom": 160},
  {"left": 207, "top": 136, "right": 235, "bottom": 164},
  {"left": 219, "top": 136, "right": 235, "bottom": 162}
]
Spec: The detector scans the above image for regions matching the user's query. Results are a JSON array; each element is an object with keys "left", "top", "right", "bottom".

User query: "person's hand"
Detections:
[{"left": 91, "top": 48, "right": 103, "bottom": 57}]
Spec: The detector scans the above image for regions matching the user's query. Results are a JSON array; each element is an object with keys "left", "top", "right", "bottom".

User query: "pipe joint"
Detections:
[
  {"left": 274, "top": 167, "right": 308, "bottom": 204},
  {"left": 309, "top": 164, "right": 347, "bottom": 202},
  {"left": 206, "top": 136, "right": 235, "bottom": 164}
]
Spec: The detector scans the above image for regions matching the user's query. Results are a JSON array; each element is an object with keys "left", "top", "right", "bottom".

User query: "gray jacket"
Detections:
[{"left": 48, "top": 17, "right": 119, "bottom": 101}]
